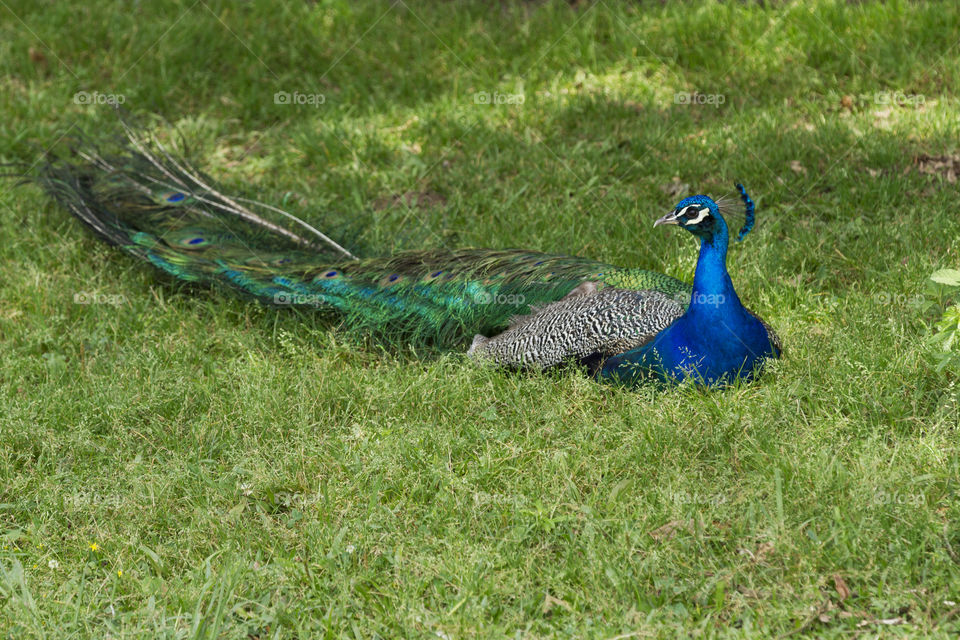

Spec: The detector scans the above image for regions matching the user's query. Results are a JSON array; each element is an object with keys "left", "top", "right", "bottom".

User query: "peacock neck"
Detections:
[{"left": 687, "top": 223, "right": 743, "bottom": 318}]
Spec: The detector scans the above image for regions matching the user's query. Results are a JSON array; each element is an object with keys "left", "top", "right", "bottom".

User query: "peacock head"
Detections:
[
  {"left": 654, "top": 195, "right": 722, "bottom": 238},
  {"left": 654, "top": 184, "right": 755, "bottom": 242}
]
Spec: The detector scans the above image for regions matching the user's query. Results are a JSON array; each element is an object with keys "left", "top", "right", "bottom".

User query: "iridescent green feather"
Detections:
[{"left": 35, "top": 121, "right": 691, "bottom": 348}]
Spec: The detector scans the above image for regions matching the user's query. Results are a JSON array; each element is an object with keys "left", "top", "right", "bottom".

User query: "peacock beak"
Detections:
[{"left": 654, "top": 211, "right": 681, "bottom": 227}]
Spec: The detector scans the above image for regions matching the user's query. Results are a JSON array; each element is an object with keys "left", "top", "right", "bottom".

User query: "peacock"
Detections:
[{"left": 32, "top": 119, "right": 780, "bottom": 387}]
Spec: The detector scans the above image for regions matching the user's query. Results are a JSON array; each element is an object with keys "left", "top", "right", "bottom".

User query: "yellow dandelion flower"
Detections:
[
  {"left": 89, "top": 543, "right": 99, "bottom": 552},
  {"left": 117, "top": 570, "right": 123, "bottom": 577}
]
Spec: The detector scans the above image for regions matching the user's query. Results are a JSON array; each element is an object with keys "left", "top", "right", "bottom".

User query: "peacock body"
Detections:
[{"left": 34, "top": 121, "right": 780, "bottom": 386}]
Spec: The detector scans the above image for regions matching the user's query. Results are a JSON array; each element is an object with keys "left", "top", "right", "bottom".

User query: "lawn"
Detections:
[{"left": 1, "top": 0, "right": 960, "bottom": 637}]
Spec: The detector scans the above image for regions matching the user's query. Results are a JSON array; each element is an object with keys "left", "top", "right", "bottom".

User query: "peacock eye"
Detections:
[{"left": 684, "top": 208, "right": 700, "bottom": 219}]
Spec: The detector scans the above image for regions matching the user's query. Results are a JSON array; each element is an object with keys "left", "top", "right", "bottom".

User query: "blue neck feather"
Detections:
[
  {"left": 687, "top": 217, "right": 742, "bottom": 318},
  {"left": 599, "top": 211, "right": 777, "bottom": 386}
]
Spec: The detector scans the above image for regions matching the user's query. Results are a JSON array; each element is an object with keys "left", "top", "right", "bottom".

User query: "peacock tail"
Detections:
[{"left": 36, "top": 119, "right": 691, "bottom": 349}]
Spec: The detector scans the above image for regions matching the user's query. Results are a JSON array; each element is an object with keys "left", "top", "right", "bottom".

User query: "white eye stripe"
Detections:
[{"left": 681, "top": 207, "right": 710, "bottom": 225}]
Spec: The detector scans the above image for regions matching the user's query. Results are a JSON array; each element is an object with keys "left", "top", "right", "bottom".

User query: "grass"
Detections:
[{"left": 1, "top": 0, "right": 960, "bottom": 637}]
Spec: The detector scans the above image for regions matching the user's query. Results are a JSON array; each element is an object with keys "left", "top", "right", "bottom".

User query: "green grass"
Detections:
[{"left": 1, "top": 0, "right": 960, "bottom": 637}]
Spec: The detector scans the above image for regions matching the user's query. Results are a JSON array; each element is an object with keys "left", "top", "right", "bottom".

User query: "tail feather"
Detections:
[{"left": 33, "top": 117, "right": 690, "bottom": 347}]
